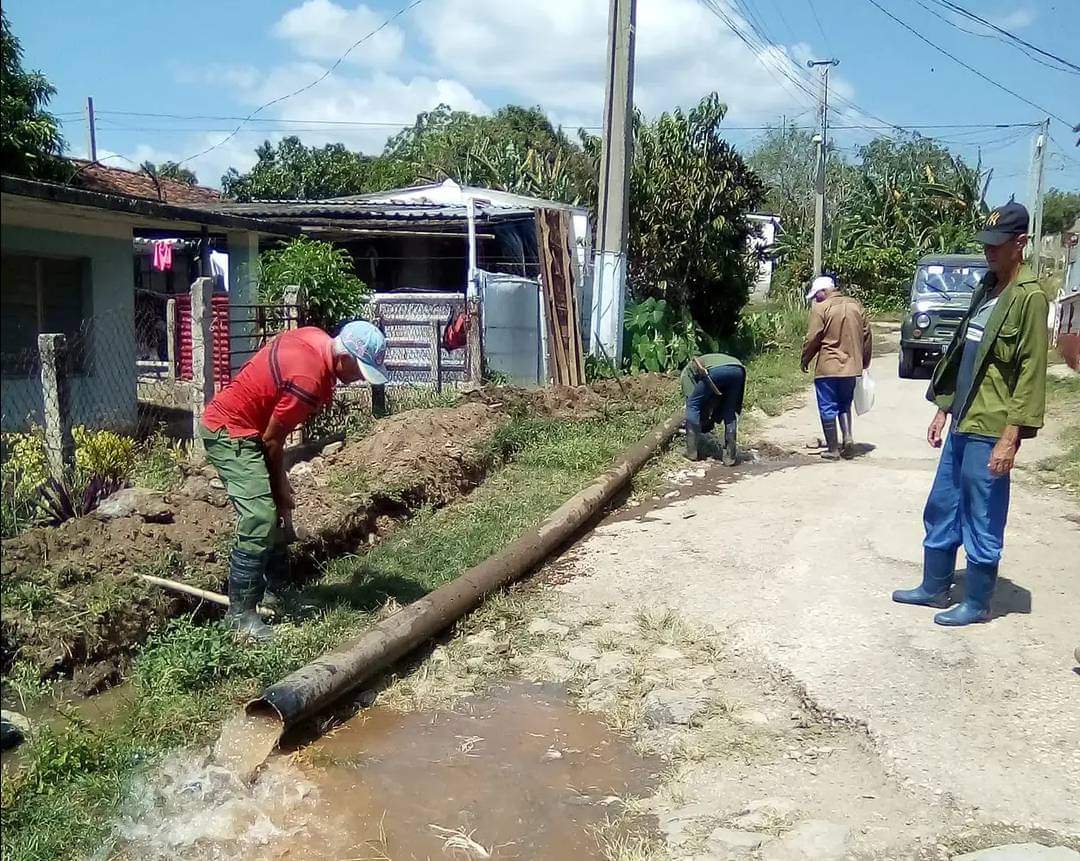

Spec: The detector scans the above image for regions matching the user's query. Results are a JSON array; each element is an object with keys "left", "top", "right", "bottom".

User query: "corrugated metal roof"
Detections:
[{"left": 211, "top": 199, "right": 532, "bottom": 222}]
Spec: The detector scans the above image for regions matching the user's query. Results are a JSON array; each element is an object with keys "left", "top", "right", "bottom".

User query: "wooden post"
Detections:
[
  {"left": 166, "top": 298, "right": 177, "bottom": 380},
  {"left": 282, "top": 284, "right": 305, "bottom": 329},
  {"left": 466, "top": 296, "right": 483, "bottom": 385},
  {"left": 38, "top": 333, "right": 75, "bottom": 484},
  {"left": 190, "top": 277, "right": 214, "bottom": 457},
  {"left": 429, "top": 319, "right": 442, "bottom": 394},
  {"left": 282, "top": 284, "right": 307, "bottom": 446}
]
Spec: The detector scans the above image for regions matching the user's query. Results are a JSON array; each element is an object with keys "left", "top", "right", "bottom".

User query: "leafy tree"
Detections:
[
  {"left": 769, "top": 134, "right": 985, "bottom": 311},
  {"left": 1, "top": 10, "right": 64, "bottom": 179},
  {"left": 259, "top": 236, "right": 369, "bottom": 331},
  {"left": 384, "top": 104, "right": 591, "bottom": 203},
  {"left": 583, "top": 93, "right": 764, "bottom": 339},
  {"left": 222, "top": 106, "right": 591, "bottom": 204},
  {"left": 222, "top": 137, "right": 411, "bottom": 201},
  {"left": 141, "top": 160, "right": 198, "bottom": 186},
  {"left": 1042, "top": 188, "right": 1080, "bottom": 235},
  {"left": 747, "top": 124, "right": 856, "bottom": 234}
]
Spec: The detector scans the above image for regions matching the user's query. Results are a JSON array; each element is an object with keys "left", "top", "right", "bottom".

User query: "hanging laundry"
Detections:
[
  {"left": 152, "top": 240, "right": 173, "bottom": 272},
  {"left": 210, "top": 250, "right": 230, "bottom": 292}
]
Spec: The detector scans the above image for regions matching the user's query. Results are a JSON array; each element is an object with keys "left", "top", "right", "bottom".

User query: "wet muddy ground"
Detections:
[{"left": 102, "top": 683, "right": 658, "bottom": 860}]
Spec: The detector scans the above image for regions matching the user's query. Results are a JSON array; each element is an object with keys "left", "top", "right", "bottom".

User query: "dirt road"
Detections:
[
  {"left": 554, "top": 354, "right": 1079, "bottom": 850},
  {"left": 99, "top": 358, "right": 1078, "bottom": 861}
]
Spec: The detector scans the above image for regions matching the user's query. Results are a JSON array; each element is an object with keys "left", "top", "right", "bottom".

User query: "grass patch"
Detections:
[
  {"left": 1035, "top": 375, "right": 1080, "bottom": 496},
  {"left": 1, "top": 319, "right": 812, "bottom": 859},
  {"left": 0, "top": 399, "right": 676, "bottom": 861}
]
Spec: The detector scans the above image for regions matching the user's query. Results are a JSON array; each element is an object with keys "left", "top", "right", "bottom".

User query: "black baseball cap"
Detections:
[{"left": 975, "top": 201, "right": 1029, "bottom": 245}]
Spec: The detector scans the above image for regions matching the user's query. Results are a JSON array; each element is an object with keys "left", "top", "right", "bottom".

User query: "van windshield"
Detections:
[{"left": 913, "top": 264, "right": 986, "bottom": 300}]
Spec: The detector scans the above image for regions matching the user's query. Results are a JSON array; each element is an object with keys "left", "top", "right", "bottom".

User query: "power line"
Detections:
[
  {"left": 804, "top": 0, "right": 834, "bottom": 53},
  {"left": 910, "top": 0, "right": 1077, "bottom": 74},
  {"left": 699, "top": 0, "right": 907, "bottom": 136},
  {"left": 174, "top": 0, "right": 426, "bottom": 166},
  {"left": 922, "top": 0, "right": 1080, "bottom": 75},
  {"left": 862, "top": 0, "right": 1071, "bottom": 127}
]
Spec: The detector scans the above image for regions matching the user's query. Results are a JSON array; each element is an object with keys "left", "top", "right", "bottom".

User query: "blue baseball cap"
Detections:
[{"left": 335, "top": 320, "right": 388, "bottom": 385}]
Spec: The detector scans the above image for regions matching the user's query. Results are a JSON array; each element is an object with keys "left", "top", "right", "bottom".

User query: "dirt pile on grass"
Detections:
[
  {"left": 0, "top": 402, "right": 505, "bottom": 682},
  {"left": 0, "top": 374, "right": 674, "bottom": 683},
  {"left": 465, "top": 373, "right": 676, "bottom": 420}
]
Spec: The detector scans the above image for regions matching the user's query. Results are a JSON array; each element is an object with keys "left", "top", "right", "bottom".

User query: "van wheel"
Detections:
[{"left": 899, "top": 347, "right": 916, "bottom": 379}]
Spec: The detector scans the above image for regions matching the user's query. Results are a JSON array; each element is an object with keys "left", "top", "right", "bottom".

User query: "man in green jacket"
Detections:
[
  {"left": 680, "top": 353, "right": 746, "bottom": 465},
  {"left": 892, "top": 201, "right": 1048, "bottom": 626}
]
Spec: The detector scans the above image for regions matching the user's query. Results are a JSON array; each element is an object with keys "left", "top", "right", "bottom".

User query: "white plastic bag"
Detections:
[{"left": 853, "top": 370, "right": 876, "bottom": 416}]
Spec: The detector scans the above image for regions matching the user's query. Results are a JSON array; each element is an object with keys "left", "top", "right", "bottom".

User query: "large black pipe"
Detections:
[{"left": 247, "top": 410, "right": 683, "bottom": 728}]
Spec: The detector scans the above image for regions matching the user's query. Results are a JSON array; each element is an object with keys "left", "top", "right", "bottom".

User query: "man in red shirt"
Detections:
[{"left": 200, "top": 320, "right": 388, "bottom": 641}]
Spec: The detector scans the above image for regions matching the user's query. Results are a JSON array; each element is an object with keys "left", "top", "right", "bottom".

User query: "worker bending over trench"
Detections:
[
  {"left": 200, "top": 321, "right": 389, "bottom": 642},
  {"left": 681, "top": 353, "right": 746, "bottom": 465}
]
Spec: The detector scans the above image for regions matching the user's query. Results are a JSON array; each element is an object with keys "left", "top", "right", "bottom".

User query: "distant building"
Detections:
[{"left": 746, "top": 213, "right": 781, "bottom": 298}]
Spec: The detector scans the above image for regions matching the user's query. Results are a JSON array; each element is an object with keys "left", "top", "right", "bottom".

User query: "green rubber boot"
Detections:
[
  {"left": 260, "top": 546, "right": 292, "bottom": 613},
  {"left": 226, "top": 549, "right": 275, "bottom": 643},
  {"left": 684, "top": 421, "right": 704, "bottom": 461}
]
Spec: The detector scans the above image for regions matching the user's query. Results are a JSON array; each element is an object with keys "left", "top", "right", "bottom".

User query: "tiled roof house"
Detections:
[{"left": 68, "top": 159, "right": 222, "bottom": 206}]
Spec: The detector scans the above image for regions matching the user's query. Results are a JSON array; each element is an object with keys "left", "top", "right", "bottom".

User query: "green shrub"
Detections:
[
  {"left": 73, "top": 427, "right": 136, "bottom": 482},
  {"left": 259, "top": 236, "right": 370, "bottom": 331},
  {"left": 131, "top": 431, "right": 186, "bottom": 492},
  {"left": 624, "top": 297, "right": 717, "bottom": 374}
]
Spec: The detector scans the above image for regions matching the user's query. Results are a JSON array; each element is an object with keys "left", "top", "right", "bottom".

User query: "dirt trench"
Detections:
[{"left": 0, "top": 376, "right": 675, "bottom": 686}]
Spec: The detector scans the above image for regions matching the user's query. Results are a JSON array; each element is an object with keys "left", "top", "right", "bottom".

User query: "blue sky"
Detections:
[{"left": 7, "top": 0, "right": 1078, "bottom": 202}]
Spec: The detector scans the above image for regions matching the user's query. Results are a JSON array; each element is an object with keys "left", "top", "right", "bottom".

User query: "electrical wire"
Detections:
[
  {"left": 803, "top": 0, "right": 834, "bottom": 54},
  {"left": 910, "top": 0, "right": 1077, "bottom": 74},
  {"left": 173, "top": 0, "right": 426, "bottom": 166},
  {"left": 862, "top": 0, "right": 1071, "bottom": 127},
  {"left": 921, "top": 0, "right": 1080, "bottom": 74}
]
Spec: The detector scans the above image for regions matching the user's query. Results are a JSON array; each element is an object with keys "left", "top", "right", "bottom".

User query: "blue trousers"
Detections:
[
  {"left": 814, "top": 376, "right": 857, "bottom": 421},
  {"left": 686, "top": 364, "right": 746, "bottom": 432},
  {"left": 924, "top": 432, "right": 1010, "bottom": 566}
]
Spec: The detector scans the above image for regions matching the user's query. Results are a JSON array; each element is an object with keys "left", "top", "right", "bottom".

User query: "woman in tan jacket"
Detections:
[{"left": 801, "top": 276, "right": 873, "bottom": 459}]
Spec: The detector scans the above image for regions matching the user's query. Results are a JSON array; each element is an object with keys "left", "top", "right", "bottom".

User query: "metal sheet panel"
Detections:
[{"left": 480, "top": 273, "right": 543, "bottom": 387}]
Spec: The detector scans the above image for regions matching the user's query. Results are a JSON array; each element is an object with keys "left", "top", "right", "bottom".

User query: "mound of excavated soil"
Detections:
[
  {"left": 464, "top": 373, "right": 676, "bottom": 420},
  {"left": 0, "top": 402, "right": 505, "bottom": 682},
  {"left": 1, "top": 378, "right": 675, "bottom": 683}
]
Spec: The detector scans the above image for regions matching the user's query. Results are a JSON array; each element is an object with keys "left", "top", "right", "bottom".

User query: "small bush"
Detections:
[
  {"left": 73, "top": 427, "right": 136, "bottom": 482},
  {"left": 259, "top": 236, "right": 370, "bottom": 331},
  {"left": 131, "top": 431, "right": 186, "bottom": 492},
  {"left": 624, "top": 297, "right": 717, "bottom": 373}
]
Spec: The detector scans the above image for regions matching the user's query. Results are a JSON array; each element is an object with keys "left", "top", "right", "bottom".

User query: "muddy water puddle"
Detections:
[
  {"left": 101, "top": 681, "right": 658, "bottom": 860},
  {"left": 609, "top": 445, "right": 812, "bottom": 525},
  {"left": 284, "top": 681, "right": 660, "bottom": 859}
]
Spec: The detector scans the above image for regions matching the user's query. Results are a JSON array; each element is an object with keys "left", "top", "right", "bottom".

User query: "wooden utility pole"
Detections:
[
  {"left": 85, "top": 96, "right": 98, "bottom": 162},
  {"left": 808, "top": 59, "right": 838, "bottom": 278},
  {"left": 1030, "top": 117, "right": 1050, "bottom": 277},
  {"left": 590, "top": 0, "right": 636, "bottom": 363}
]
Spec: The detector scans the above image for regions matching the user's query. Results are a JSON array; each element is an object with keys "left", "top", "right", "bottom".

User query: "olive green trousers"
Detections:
[{"left": 200, "top": 426, "right": 284, "bottom": 557}]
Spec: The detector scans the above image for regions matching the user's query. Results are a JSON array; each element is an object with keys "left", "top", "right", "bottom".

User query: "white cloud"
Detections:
[
  {"left": 128, "top": 0, "right": 858, "bottom": 187},
  {"left": 986, "top": 7, "right": 1037, "bottom": 30},
  {"left": 412, "top": 0, "right": 839, "bottom": 125},
  {"left": 273, "top": 0, "right": 405, "bottom": 67}
]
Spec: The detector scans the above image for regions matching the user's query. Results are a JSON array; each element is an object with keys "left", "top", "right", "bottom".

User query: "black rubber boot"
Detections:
[
  {"left": 721, "top": 420, "right": 737, "bottom": 467},
  {"left": 260, "top": 547, "right": 292, "bottom": 613},
  {"left": 227, "top": 549, "right": 275, "bottom": 642},
  {"left": 684, "top": 421, "right": 704, "bottom": 461},
  {"left": 838, "top": 411, "right": 855, "bottom": 459},
  {"left": 821, "top": 417, "right": 841, "bottom": 460}
]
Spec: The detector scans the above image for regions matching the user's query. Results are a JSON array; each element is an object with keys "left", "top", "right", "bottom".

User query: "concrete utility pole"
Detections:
[
  {"left": 85, "top": 96, "right": 98, "bottom": 162},
  {"left": 1029, "top": 117, "right": 1050, "bottom": 277},
  {"left": 808, "top": 59, "right": 839, "bottom": 278},
  {"left": 590, "top": 0, "right": 637, "bottom": 363}
]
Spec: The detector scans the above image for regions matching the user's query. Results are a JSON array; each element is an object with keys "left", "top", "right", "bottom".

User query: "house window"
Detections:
[{"left": 1, "top": 253, "right": 91, "bottom": 376}]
